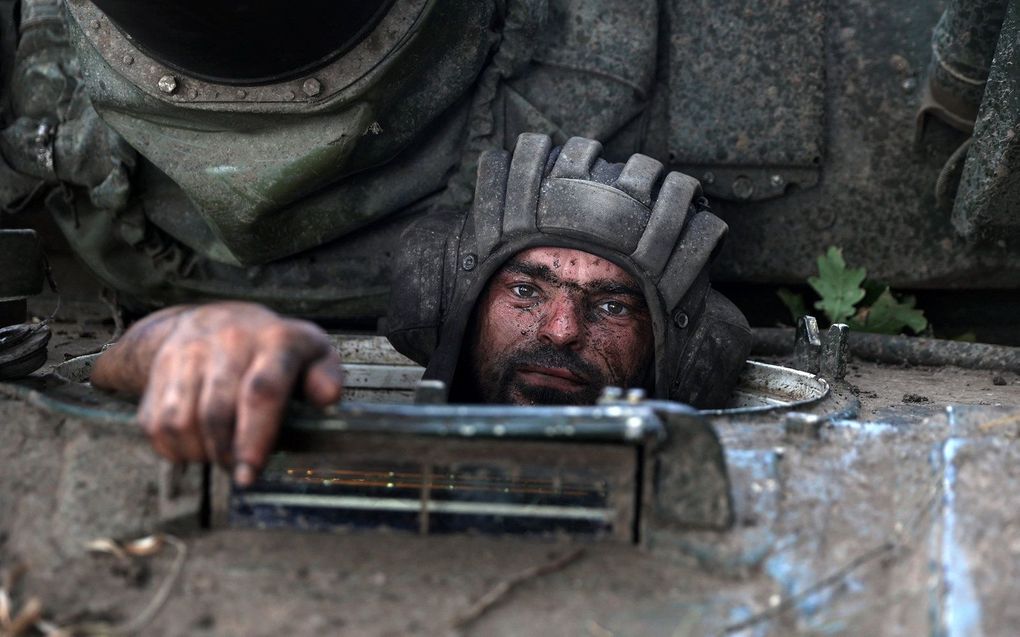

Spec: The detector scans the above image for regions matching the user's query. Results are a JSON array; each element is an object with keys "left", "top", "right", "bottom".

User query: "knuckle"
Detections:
[
  {"left": 154, "top": 406, "right": 191, "bottom": 434},
  {"left": 261, "top": 323, "right": 294, "bottom": 345},
  {"left": 216, "top": 325, "right": 248, "bottom": 349},
  {"left": 198, "top": 400, "right": 233, "bottom": 430},
  {"left": 181, "top": 340, "right": 207, "bottom": 359},
  {"left": 244, "top": 373, "right": 286, "bottom": 404}
]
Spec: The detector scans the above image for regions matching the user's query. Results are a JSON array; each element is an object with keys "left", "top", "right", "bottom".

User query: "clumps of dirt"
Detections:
[
  {"left": 902, "top": 393, "right": 930, "bottom": 404},
  {"left": 993, "top": 375, "right": 1007, "bottom": 386}
]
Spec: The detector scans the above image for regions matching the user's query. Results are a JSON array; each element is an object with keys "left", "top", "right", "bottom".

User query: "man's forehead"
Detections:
[{"left": 501, "top": 247, "right": 638, "bottom": 286}]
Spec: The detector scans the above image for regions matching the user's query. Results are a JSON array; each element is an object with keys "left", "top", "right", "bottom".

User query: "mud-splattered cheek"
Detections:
[
  {"left": 586, "top": 319, "right": 652, "bottom": 385},
  {"left": 473, "top": 292, "right": 543, "bottom": 365}
]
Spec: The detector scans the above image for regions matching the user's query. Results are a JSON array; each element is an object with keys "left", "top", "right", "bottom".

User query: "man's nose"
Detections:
[{"left": 537, "top": 297, "right": 584, "bottom": 349}]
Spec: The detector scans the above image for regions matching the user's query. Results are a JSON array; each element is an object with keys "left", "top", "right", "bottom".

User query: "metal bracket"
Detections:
[
  {"left": 643, "top": 403, "right": 734, "bottom": 532},
  {"left": 794, "top": 315, "right": 822, "bottom": 374},
  {"left": 794, "top": 316, "right": 850, "bottom": 382}
]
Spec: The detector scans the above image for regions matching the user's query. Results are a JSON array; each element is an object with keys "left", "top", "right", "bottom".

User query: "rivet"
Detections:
[
  {"left": 157, "top": 75, "right": 177, "bottom": 94},
  {"left": 302, "top": 78, "right": 322, "bottom": 97},
  {"left": 461, "top": 254, "right": 477, "bottom": 271},
  {"left": 901, "top": 77, "right": 917, "bottom": 93},
  {"left": 732, "top": 175, "right": 754, "bottom": 200},
  {"left": 769, "top": 174, "right": 785, "bottom": 188},
  {"left": 122, "top": 54, "right": 133, "bottom": 65},
  {"left": 673, "top": 310, "right": 689, "bottom": 329},
  {"left": 283, "top": 90, "right": 296, "bottom": 101},
  {"left": 236, "top": 89, "right": 247, "bottom": 99},
  {"left": 702, "top": 171, "right": 715, "bottom": 185}
]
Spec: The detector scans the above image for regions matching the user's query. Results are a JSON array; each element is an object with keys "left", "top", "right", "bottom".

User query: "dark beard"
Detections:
[{"left": 481, "top": 343, "right": 607, "bottom": 406}]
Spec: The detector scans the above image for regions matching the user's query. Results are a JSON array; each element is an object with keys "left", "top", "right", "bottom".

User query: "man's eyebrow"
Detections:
[
  {"left": 501, "top": 260, "right": 645, "bottom": 302},
  {"left": 587, "top": 280, "right": 645, "bottom": 301},
  {"left": 501, "top": 260, "right": 558, "bottom": 283}
]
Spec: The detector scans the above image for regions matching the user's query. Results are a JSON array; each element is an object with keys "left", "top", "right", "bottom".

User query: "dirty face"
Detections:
[{"left": 468, "top": 247, "right": 654, "bottom": 405}]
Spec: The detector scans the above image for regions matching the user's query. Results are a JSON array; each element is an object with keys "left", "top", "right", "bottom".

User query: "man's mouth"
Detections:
[{"left": 516, "top": 365, "right": 589, "bottom": 391}]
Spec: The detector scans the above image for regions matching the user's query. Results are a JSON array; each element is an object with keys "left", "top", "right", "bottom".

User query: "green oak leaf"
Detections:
[
  {"left": 776, "top": 288, "right": 807, "bottom": 324},
  {"left": 849, "top": 287, "right": 928, "bottom": 334},
  {"left": 808, "top": 247, "right": 867, "bottom": 324}
]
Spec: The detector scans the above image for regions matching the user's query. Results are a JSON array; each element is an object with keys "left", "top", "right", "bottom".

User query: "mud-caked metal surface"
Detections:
[{"left": 1, "top": 348, "right": 1019, "bottom": 635}]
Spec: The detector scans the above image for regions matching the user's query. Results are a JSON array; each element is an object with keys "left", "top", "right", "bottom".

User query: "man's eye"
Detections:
[
  {"left": 599, "top": 301, "right": 629, "bottom": 316},
  {"left": 510, "top": 284, "right": 537, "bottom": 299}
]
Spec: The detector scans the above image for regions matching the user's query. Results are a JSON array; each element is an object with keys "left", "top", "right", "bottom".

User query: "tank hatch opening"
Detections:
[{"left": 90, "top": 0, "right": 396, "bottom": 85}]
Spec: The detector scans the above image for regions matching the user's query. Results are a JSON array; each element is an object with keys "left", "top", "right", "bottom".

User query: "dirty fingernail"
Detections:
[{"left": 233, "top": 462, "right": 255, "bottom": 487}]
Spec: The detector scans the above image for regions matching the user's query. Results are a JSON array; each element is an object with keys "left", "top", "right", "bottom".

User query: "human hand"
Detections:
[{"left": 91, "top": 302, "right": 343, "bottom": 486}]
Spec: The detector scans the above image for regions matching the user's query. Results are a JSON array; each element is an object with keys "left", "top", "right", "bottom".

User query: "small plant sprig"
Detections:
[{"left": 778, "top": 247, "right": 928, "bottom": 335}]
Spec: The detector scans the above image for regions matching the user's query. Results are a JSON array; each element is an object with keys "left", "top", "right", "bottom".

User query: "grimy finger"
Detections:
[
  {"left": 138, "top": 345, "right": 204, "bottom": 462},
  {"left": 155, "top": 344, "right": 208, "bottom": 462},
  {"left": 302, "top": 348, "right": 344, "bottom": 407},
  {"left": 196, "top": 346, "right": 251, "bottom": 467},
  {"left": 232, "top": 349, "right": 303, "bottom": 486}
]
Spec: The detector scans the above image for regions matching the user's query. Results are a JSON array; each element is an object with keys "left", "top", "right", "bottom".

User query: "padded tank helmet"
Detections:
[{"left": 387, "top": 133, "right": 751, "bottom": 408}]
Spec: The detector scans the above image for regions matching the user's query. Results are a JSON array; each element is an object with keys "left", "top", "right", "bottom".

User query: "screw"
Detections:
[
  {"left": 461, "top": 254, "right": 477, "bottom": 271},
  {"left": 122, "top": 54, "right": 133, "bottom": 65},
  {"left": 599, "top": 386, "right": 623, "bottom": 403},
  {"left": 302, "top": 78, "right": 322, "bottom": 97},
  {"left": 702, "top": 171, "right": 715, "bottom": 185},
  {"left": 626, "top": 388, "right": 646, "bottom": 404},
  {"left": 673, "top": 310, "right": 689, "bottom": 329},
  {"left": 283, "top": 90, "right": 296, "bottom": 101},
  {"left": 236, "top": 89, "right": 247, "bottom": 99},
  {"left": 769, "top": 174, "right": 785, "bottom": 188},
  {"left": 157, "top": 75, "right": 177, "bottom": 94},
  {"left": 732, "top": 176, "right": 754, "bottom": 200}
]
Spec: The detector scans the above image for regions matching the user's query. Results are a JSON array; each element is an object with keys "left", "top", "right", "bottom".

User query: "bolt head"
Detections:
[
  {"left": 901, "top": 77, "right": 917, "bottom": 93},
  {"left": 732, "top": 176, "right": 754, "bottom": 200},
  {"left": 283, "top": 90, "right": 296, "bottom": 101},
  {"left": 302, "top": 78, "right": 322, "bottom": 97},
  {"left": 157, "top": 75, "right": 177, "bottom": 94},
  {"left": 236, "top": 89, "right": 247, "bottom": 99},
  {"left": 769, "top": 174, "right": 785, "bottom": 187},
  {"left": 672, "top": 310, "right": 689, "bottom": 329},
  {"left": 461, "top": 254, "right": 477, "bottom": 271},
  {"left": 122, "top": 54, "right": 134, "bottom": 65},
  {"left": 702, "top": 171, "right": 715, "bottom": 185}
]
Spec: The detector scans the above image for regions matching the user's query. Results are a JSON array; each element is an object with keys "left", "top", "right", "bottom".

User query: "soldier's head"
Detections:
[
  {"left": 465, "top": 246, "right": 653, "bottom": 405},
  {"left": 388, "top": 134, "right": 751, "bottom": 408}
]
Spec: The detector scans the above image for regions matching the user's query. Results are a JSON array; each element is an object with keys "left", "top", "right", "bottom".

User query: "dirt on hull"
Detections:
[{"left": 2, "top": 351, "right": 1018, "bottom": 635}]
